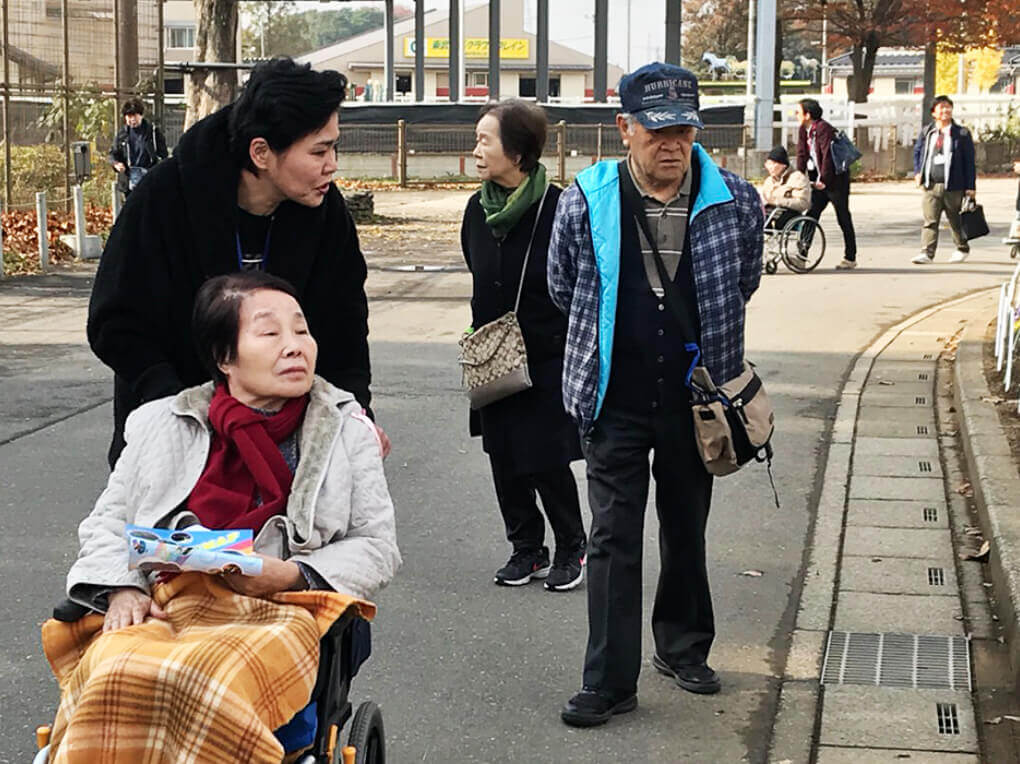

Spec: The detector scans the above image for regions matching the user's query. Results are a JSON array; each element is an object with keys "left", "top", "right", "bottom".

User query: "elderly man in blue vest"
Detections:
[{"left": 548, "top": 62, "right": 763, "bottom": 727}]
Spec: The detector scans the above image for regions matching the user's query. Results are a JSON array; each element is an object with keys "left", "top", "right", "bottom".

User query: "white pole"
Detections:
[
  {"left": 73, "top": 184, "right": 86, "bottom": 258},
  {"left": 997, "top": 283, "right": 1007, "bottom": 369},
  {"left": 754, "top": 0, "right": 777, "bottom": 150},
  {"left": 626, "top": 0, "right": 632, "bottom": 72},
  {"left": 956, "top": 53, "right": 966, "bottom": 94},
  {"left": 36, "top": 191, "right": 49, "bottom": 270},
  {"left": 457, "top": 0, "right": 465, "bottom": 103},
  {"left": 112, "top": 181, "right": 122, "bottom": 220},
  {"left": 746, "top": 0, "right": 755, "bottom": 98},
  {"left": 821, "top": 10, "right": 828, "bottom": 87}
]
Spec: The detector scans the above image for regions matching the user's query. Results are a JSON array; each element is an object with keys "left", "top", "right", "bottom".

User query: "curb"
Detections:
[
  {"left": 953, "top": 314, "right": 1020, "bottom": 697},
  {"left": 767, "top": 288, "right": 1000, "bottom": 763}
]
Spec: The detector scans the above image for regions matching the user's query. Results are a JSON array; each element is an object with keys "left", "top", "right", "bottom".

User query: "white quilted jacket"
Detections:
[{"left": 67, "top": 377, "right": 401, "bottom": 605}]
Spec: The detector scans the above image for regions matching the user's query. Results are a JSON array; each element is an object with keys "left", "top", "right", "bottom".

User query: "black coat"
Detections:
[
  {"left": 460, "top": 185, "right": 582, "bottom": 475},
  {"left": 89, "top": 105, "right": 371, "bottom": 461},
  {"left": 109, "top": 119, "right": 169, "bottom": 193}
]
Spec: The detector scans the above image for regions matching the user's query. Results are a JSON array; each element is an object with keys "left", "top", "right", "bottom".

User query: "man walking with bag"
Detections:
[
  {"left": 911, "top": 95, "right": 977, "bottom": 264},
  {"left": 548, "top": 62, "right": 764, "bottom": 727},
  {"left": 109, "top": 98, "right": 168, "bottom": 199}
]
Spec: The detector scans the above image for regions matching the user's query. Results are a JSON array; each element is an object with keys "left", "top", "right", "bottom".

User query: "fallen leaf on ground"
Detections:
[
  {"left": 959, "top": 540, "right": 991, "bottom": 562},
  {"left": 739, "top": 570, "right": 763, "bottom": 577},
  {"left": 878, "top": 380, "right": 895, "bottom": 386},
  {"left": 955, "top": 481, "right": 974, "bottom": 497},
  {"left": 982, "top": 395, "right": 1006, "bottom": 405}
]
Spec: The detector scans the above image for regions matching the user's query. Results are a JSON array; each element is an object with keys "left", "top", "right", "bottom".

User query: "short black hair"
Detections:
[
  {"left": 477, "top": 100, "right": 548, "bottom": 173},
  {"left": 931, "top": 95, "right": 954, "bottom": 112},
  {"left": 122, "top": 98, "right": 145, "bottom": 117},
  {"left": 229, "top": 57, "right": 348, "bottom": 172},
  {"left": 192, "top": 271, "right": 301, "bottom": 384},
  {"left": 798, "top": 98, "right": 823, "bottom": 121}
]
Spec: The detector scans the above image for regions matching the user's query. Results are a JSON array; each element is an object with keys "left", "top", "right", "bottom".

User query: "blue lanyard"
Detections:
[{"left": 236, "top": 218, "right": 273, "bottom": 271}]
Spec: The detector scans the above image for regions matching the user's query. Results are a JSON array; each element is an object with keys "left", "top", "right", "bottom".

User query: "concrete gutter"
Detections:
[{"left": 954, "top": 316, "right": 1020, "bottom": 695}]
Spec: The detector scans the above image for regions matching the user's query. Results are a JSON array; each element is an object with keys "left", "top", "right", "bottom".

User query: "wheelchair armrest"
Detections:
[{"left": 53, "top": 598, "right": 93, "bottom": 622}]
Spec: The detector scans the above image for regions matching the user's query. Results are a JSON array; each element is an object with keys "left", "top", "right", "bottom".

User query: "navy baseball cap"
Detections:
[{"left": 618, "top": 62, "right": 703, "bottom": 130}]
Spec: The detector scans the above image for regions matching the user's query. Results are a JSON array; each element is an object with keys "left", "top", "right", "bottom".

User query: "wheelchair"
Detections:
[
  {"left": 33, "top": 599, "right": 385, "bottom": 764},
  {"left": 762, "top": 206, "right": 826, "bottom": 274}
]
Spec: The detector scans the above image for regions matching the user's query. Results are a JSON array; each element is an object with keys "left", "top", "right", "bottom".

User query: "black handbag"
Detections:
[
  {"left": 960, "top": 196, "right": 989, "bottom": 241},
  {"left": 830, "top": 130, "right": 862, "bottom": 174}
]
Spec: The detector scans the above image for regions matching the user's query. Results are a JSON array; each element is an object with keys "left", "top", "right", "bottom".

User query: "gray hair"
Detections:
[{"left": 620, "top": 113, "right": 638, "bottom": 134}]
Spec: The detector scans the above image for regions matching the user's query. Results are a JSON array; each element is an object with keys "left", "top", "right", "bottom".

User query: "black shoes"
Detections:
[
  {"left": 493, "top": 546, "right": 551, "bottom": 586},
  {"left": 652, "top": 654, "right": 721, "bottom": 694},
  {"left": 545, "top": 540, "right": 587, "bottom": 592},
  {"left": 561, "top": 687, "right": 638, "bottom": 727}
]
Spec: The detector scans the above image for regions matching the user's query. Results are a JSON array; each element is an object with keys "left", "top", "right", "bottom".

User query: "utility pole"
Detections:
[
  {"left": 117, "top": 0, "right": 139, "bottom": 96},
  {"left": 2, "top": 0, "right": 10, "bottom": 207},
  {"left": 665, "top": 1, "right": 681, "bottom": 65},
  {"left": 593, "top": 0, "right": 608, "bottom": 101},
  {"left": 746, "top": 0, "right": 755, "bottom": 97},
  {"left": 754, "top": 0, "right": 777, "bottom": 149},
  {"left": 820, "top": 0, "right": 828, "bottom": 87},
  {"left": 62, "top": 0, "right": 71, "bottom": 212},
  {"left": 488, "top": 0, "right": 500, "bottom": 100},
  {"left": 536, "top": 0, "right": 549, "bottom": 101},
  {"left": 414, "top": 0, "right": 424, "bottom": 101}
]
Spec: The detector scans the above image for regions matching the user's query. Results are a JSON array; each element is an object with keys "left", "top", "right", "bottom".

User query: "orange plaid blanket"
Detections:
[{"left": 41, "top": 573, "right": 374, "bottom": 764}]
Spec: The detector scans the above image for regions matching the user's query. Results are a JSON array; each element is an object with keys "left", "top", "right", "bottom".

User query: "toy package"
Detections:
[{"left": 126, "top": 525, "right": 263, "bottom": 576}]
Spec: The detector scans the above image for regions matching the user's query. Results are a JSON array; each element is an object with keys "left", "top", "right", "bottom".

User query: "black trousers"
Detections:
[
  {"left": 488, "top": 455, "right": 585, "bottom": 553},
  {"left": 807, "top": 172, "right": 857, "bottom": 261},
  {"left": 581, "top": 404, "right": 714, "bottom": 694}
]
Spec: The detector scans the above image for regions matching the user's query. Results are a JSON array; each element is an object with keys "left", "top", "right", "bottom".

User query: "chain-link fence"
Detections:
[{"left": 2, "top": 0, "right": 165, "bottom": 211}]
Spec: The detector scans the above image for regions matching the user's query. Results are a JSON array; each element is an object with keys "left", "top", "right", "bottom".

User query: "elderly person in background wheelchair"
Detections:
[
  {"left": 760, "top": 145, "right": 811, "bottom": 230},
  {"left": 39, "top": 270, "right": 400, "bottom": 763}
]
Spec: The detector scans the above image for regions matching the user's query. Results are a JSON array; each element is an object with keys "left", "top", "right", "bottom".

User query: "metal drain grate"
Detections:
[
  {"left": 822, "top": 632, "right": 971, "bottom": 690},
  {"left": 923, "top": 507, "right": 939, "bottom": 523},
  {"left": 937, "top": 702, "right": 961, "bottom": 735},
  {"left": 915, "top": 396, "right": 928, "bottom": 405},
  {"left": 918, "top": 460, "right": 933, "bottom": 473},
  {"left": 918, "top": 372, "right": 930, "bottom": 381},
  {"left": 928, "top": 567, "right": 946, "bottom": 586},
  {"left": 917, "top": 425, "right": 929, "bottom": 435}
]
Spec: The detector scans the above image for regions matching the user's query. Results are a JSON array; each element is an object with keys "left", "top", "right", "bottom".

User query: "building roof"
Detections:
[{"left": 828, "top": 45, "right": 1020, "bottom": 75}]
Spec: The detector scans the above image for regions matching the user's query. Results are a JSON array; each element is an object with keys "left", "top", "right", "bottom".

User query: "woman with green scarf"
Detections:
[{"left": 461, "top": 100, "right": 586, "bottom": 593}]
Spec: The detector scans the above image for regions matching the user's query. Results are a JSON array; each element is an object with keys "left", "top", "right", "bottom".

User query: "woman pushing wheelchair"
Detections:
[{"left": 39, "top": 271, "right": 400, "bottom": 762}]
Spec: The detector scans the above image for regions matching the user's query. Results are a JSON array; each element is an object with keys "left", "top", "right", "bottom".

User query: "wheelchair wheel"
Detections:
[
  {"left": 764, "top": 259, "right": 778, "bottom": 275},
  {"left": 780, "top": 216, "right": 825, "bottom": 273},
  {"left": 346, "top": 701, "right": 385, "bottom": 764}
]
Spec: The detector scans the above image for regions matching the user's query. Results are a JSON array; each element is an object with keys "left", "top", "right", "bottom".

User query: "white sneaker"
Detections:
[
  {"left": 835, "top": 258, "right": 857, "bottom": 270},
  {"left": 948, "top": 250, "right": 970, "bottom": 263},
  {"left": 911, "top": 252, "right": 934, "bottom": 264}
]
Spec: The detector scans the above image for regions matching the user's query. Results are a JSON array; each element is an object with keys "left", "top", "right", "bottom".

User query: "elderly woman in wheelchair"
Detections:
[
  {"left": 760, "top": 145, "right": 826, "bottom": 273},
  {"left": 35, "top": 270, "right": 400, "bottom": 764}
]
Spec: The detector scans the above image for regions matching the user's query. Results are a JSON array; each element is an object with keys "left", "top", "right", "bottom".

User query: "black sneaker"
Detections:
[
  {"left": 561, "top": 687, "right": 638, "bottom": 727},
  {"left": 545, "top": 541, "right": 586, "bottom": 592},
  {"left": 493, "top": 546, "right": 551, "bottom": 586},
  {"left": 652, "top": 654, "right": 721, "bottom": 694}
]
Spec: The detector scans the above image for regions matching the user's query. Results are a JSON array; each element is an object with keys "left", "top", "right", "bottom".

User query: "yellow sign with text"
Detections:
[{"left": 403, "top": 37, "right": 529, "bottom": 59}]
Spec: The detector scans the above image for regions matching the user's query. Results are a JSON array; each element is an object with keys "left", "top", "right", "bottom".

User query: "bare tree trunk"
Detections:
[
  {"left": 848, "top": 33, "right": 878, "bottom": 102},
  {"left": 185, "top": 0, "right": 239, "bottom": 129}
]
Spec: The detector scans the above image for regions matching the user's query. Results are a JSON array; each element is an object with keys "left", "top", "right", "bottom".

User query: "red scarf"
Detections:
[{"left": 188, "top": 385, "right": 309, "bottom": 533}]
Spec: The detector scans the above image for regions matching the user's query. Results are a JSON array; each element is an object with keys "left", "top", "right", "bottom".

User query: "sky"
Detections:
[{"left": 288, "top": 0, "right": 668, "bottom": 69}]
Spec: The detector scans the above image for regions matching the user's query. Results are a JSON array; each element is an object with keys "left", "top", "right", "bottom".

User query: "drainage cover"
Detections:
[
  {"left": 822, "top": 632, "right": 971, "bottom": 690},
  {"left": 937, "top": 702, "right": 961, "bottom": 735},
  {"left": 923, "top": 507, "right": 939, "bottom": 523}
]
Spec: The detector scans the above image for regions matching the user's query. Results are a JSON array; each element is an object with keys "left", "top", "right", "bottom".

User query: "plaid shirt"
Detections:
[{"left": 548, "top": 146, "right": 763, "bottom": 435}]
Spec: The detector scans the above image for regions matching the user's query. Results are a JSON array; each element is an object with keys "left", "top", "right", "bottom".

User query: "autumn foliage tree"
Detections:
[{"left": 787, "top": 0, "right": 1019, "bottom": 101}]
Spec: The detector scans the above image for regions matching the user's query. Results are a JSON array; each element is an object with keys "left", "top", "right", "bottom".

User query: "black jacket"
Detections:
[
  {"left": 89, "top": 105, "right": 371, "bottom": 461},
  {"left": 109, "top": 119, "right": 168, "bottom": 193},
  {"left": 460, "top": 184, "right": 581, "bottom": 473}
]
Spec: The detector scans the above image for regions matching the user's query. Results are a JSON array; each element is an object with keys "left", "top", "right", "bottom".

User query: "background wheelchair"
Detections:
[
  {"left": 33, "top": 599, "right": 385, "bottom": 764},
  {"left": 762, "top": 206, "right": 826, "bottom": 274}
]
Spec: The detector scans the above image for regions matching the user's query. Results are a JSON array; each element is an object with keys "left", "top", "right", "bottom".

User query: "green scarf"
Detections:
[{"left": 479, "top": 164, "right": 548, "bottom": 239}]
